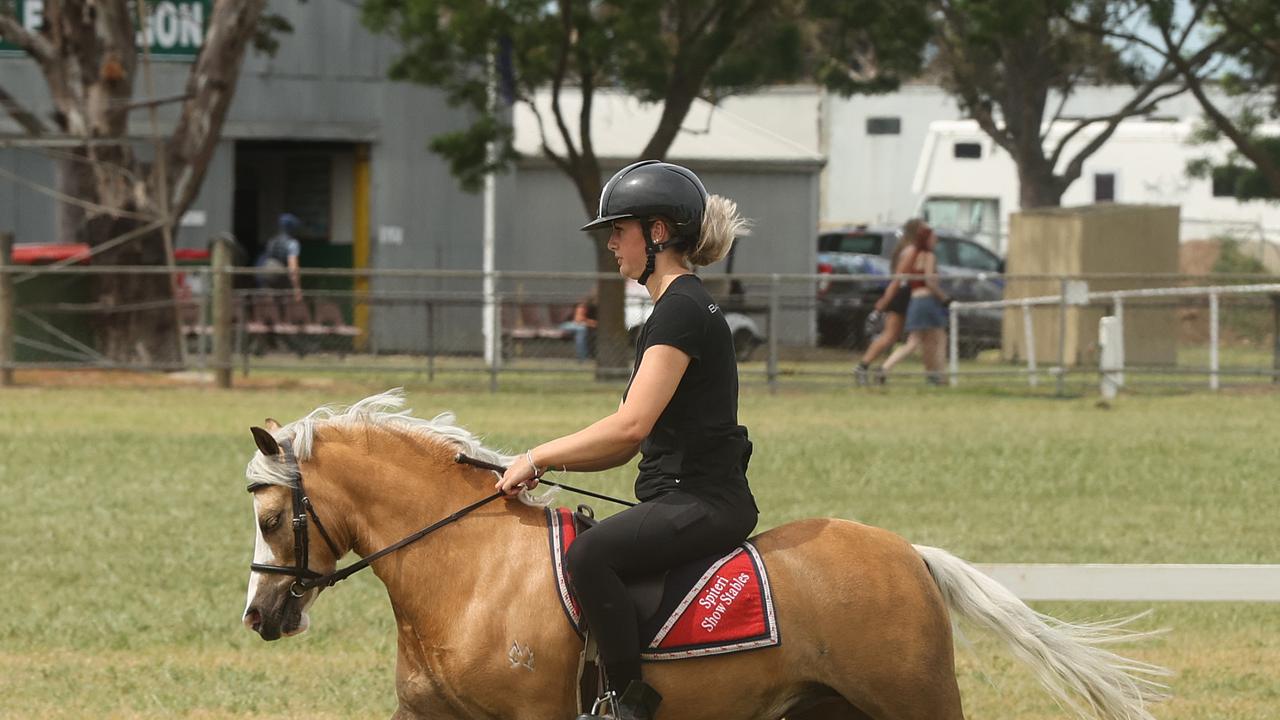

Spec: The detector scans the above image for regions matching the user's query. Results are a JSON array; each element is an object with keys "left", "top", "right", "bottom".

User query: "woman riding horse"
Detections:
[{"left": 496, "top": 160, "right": 756, "bottom": 720}]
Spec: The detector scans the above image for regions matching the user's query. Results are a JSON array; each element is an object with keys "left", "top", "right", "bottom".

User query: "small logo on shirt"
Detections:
[{"left": 708, "top": 303, "right": 720, "bottom": 314}]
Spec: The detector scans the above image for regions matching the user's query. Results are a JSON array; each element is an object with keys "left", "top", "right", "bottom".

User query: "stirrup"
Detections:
[{"left": 573, "top": 691, "right": 617, "bottom": 719}]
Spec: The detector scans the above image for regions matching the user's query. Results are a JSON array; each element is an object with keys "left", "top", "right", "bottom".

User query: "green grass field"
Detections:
[{"left": 0, "top": 379, "right": 1276, "bottom": 718}]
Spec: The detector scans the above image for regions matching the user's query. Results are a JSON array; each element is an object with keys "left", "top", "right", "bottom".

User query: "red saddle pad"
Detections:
[{"left": 546, "top": 507, "right": 780, "bottom": 661}]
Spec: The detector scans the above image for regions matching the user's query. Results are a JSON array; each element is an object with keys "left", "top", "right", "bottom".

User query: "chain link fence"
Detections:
[{"left": 1, "top": 246, "right": 1277, "bottom": 395}]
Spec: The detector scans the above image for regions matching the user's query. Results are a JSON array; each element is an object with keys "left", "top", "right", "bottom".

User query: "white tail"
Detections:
[{"left": 915, "top": 545, "right": 1172, "bottom": 720}]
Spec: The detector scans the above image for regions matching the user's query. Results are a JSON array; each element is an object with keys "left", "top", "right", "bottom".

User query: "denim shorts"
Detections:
[{"left": 905, "top": 295, "right": 947, "bottom": 332}]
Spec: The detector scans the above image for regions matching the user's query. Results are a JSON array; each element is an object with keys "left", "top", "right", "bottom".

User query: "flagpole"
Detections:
[{"left": 482, "top": 49, "right": 497, "bottom": 368}]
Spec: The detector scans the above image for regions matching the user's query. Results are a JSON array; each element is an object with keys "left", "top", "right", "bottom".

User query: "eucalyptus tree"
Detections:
[
  {"left": 0, "top": 0, "right": 275, "bottom": 362},
  {"left": 930, "top": 0, "right": 1190, "bottom": 209},
  {"left": 361, "top": 0, "right": 932, "bottom": 366}
]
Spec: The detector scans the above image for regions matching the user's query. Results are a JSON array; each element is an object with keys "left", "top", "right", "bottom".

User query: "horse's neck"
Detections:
[{"left": 312, "top": 429, "right": 545, "bottom": 634}]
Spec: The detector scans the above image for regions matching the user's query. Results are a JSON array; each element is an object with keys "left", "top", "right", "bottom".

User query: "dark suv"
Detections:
[{"left": 816, "top": 226, "right": 1005, "bottom": 356}]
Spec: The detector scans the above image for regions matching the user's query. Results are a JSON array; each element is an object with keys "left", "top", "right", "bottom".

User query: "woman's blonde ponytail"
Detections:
[{"left": 687, "top": 195, "right": 751, "bottom": 267}]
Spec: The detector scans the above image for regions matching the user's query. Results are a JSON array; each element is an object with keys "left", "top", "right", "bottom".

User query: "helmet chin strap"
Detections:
[
  {"left": 637, "top": 220, "right": 677, "bottom": 286},
  {"left": 637, "top": 220, "right": 659, "bottom": 286}
]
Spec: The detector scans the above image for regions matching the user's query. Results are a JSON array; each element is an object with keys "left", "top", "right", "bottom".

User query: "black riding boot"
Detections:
[{"left": 613, "top": 681, "right": 662, "bottom": 720}]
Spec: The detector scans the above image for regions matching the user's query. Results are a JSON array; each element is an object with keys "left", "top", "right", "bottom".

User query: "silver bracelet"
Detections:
[{"left": 525, "top": 449, "right": 544, "bottom": 478}]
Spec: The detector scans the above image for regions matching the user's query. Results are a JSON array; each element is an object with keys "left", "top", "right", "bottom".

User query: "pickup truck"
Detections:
[{"left": 816, "top": 225, "right": 1005, "bottom": 356}]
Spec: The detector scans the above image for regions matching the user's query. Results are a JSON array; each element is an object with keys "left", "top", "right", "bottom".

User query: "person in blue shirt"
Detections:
[{"left": 256, "top": 213, "right": 303, "bottom": 300}]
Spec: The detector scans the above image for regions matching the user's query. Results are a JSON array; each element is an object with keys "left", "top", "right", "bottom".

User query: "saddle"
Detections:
[{"left": 545, "top": 506, "right": 781, "bottom": 714}]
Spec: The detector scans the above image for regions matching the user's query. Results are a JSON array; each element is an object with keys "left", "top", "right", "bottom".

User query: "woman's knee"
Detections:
[{"left": 565, "top": 533, "right": 614, "bottom": 579}]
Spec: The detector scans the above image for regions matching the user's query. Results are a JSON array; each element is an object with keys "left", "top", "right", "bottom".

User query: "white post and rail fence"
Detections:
[{"left": 949, "top": 281, "right": 1280, "bottom": 392}]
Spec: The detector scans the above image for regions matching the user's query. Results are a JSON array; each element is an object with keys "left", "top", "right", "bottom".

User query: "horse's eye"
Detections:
[{"left": 261, "top": 513, "right": 282, "bottom": 532}]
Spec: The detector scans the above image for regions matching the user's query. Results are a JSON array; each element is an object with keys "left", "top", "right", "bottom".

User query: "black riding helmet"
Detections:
[{"left": 581, "top": 160, "right": 709, "bottom": 285}]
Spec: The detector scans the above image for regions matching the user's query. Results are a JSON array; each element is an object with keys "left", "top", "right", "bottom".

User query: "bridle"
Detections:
[
  {"left": 246, "top": 443, "right": 631, "bottom": 598},
  {"left": 248, "top": 437, "right": 355, "bottom": 598}
]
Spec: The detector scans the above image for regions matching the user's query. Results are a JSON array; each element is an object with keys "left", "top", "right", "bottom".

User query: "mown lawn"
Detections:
[{"left": 0, "top": 380, "right": 1275, "bottom": 718}]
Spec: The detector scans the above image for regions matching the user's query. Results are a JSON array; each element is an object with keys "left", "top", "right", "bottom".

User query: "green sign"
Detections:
[{"left": 1, "top": 0, "right": 211, "bottom": 59}]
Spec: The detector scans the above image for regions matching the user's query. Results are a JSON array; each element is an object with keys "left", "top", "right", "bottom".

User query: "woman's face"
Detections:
[
  {"left": 922, "top": 227, "right": 937, "bottom": 251},
  {"left": 607, "top": 219, "right": 647, "bottom": 280}
]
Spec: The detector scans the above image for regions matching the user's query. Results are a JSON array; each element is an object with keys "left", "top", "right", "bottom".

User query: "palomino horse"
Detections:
[{"left": 242, "top": 391, "right": 1168, "bottom": 720}]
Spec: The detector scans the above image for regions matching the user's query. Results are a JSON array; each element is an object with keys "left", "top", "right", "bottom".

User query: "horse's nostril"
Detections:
[{"left": 244, "top": 608, "right": 263, "bottom": 632}]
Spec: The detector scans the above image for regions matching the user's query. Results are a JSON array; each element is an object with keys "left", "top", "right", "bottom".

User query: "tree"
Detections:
[
  {"left": 361, "top": 0, "right": 931, "bottom": 368},
  {"left": 1114, "top": 0, "right": 1279, "bottom": 201},
  {"left": 929, "top": 0, "right": 1190, "bottom": 210},
  {"left": 0, "top": 0, "right": 270, "bottom": 363}
]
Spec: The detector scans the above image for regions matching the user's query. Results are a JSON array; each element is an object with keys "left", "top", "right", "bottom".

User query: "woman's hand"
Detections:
[{"left": 495, "top": 454, "right": 540, "bottom": 496}]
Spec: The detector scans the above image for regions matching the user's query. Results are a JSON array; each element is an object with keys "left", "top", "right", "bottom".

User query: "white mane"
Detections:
[{"left": 245, "top": 389, "right": 554, "bottom": 506}]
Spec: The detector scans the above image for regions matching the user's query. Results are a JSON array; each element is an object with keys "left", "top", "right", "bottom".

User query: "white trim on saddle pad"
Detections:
[{"left": 545, "top": 508, "right": 781, "bottom": 662}]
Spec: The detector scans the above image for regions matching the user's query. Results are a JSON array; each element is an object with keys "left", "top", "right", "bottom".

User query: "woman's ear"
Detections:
[{"left": 651, "top": 219, "right": 669, "bottom": 244}]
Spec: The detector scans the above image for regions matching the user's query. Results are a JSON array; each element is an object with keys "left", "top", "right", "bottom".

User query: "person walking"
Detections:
[
  {"left": 879, "top": 224, "right": 951, "bottom": 384},
  {"left": 854, "top": 219, "right": 927, "bottom": 384}
]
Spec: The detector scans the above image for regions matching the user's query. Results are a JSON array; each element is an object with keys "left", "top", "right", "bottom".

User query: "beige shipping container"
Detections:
[{"left": 1002, "top": 205, "right": 1179, "bottom": 366}]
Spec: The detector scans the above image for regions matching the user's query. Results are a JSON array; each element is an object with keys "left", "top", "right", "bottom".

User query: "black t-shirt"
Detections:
[{"left": 625, "top": 275, "right": 753, "bottom": 502}]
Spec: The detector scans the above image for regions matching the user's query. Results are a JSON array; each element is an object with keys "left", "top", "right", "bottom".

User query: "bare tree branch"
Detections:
[
  {"left": 1156, "top": 17, "right": 1280, "bottom": 194},
  {"left": 165, "top": 0, "right": 268, "bottom": 215},
  {"left": 1047, "top": 66, "right": 1182, "bottom": 170},
  {"left": 0, "top": 83, "right": 47, "bottom": 135},
  {"left": 0, "top": 162, "right": 155, "bottom": 220},
  {"left": 1209, "top": 0, "right": 1280, "bottom": 59},
  {"left": 521, "top": 89, "right": 572, "bottom": 177},
  {"left": 1055, "top": 81, "right": 1188, "bottom": 190},
  {"left": 0, "top": 11, "right": 54, "bottom": 65},
  {"left": 548, "top": 0, "right": 582, "bottom": 170}
]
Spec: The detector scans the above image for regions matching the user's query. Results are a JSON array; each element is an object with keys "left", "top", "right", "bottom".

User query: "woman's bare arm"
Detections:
[{"left": 496, "top": 344, "right": 690, "bottom": 493}]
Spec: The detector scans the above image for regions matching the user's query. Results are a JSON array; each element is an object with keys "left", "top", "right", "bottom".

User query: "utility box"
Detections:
[{"left": 1002, "top": 205, "right": 1179, "bottom": 366}]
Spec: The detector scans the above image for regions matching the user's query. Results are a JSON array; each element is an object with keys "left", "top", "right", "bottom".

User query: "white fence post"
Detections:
[
  {"left": 1209, "top": 291, "right": 1220, "bottom": 391},
  {"left": 1112, "top": 297, "right": 1125, "bottom": 387},
  {"left": 1100, "top": 316, "right": 1123, "bottom": 401},
  {"left": 1022, "top": 301, "right": 1037, "bottom": 387},
  {"left": 948, "top": 304, "right": 959, "bottom": 386}
]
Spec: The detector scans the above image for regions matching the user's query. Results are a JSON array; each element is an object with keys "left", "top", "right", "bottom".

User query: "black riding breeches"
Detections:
[{"left": 564, "top": 488, "right": 758, "bottom": 674}]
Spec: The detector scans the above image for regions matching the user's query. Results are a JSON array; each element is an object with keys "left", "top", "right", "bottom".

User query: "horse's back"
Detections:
[{"left": 746, "top": 517, "right": 962, "bottom": 714}]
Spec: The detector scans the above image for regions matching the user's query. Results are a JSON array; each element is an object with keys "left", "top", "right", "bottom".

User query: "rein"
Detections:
[
  {"left": 247, "top": 445, "right": 632, "bottom": 596},
  {"left": 453, "top": 453, "right": 637, "bottom": 508}
]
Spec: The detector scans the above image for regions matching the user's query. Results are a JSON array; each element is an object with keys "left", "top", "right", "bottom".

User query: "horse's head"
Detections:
[{"left": 241, "top": 420, "right": 343, "bottom": 641}]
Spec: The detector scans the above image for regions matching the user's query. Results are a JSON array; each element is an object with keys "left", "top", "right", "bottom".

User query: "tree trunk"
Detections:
[
  {"left": 1015, "top": 154, "right": 1064, "bottom": 209},
  {"left": 3, "top": 0, "right": 268, "bottom": 365},
  {"left": 81, "top": 212, "right": 182, "bottom": 365},
  {"left": 572, "top": 169, "right": 632, "bottom": 378}
]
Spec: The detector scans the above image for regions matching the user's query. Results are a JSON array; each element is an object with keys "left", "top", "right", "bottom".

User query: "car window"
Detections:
[
  {"left": 820, "top": 232, "right": 883, "bottom": 255},
  {"left": 953, "top": 240, "right": 1002, "bottom": 272},
  {"left": 935, "top": 237, "right": 959, "bottom": 267}
]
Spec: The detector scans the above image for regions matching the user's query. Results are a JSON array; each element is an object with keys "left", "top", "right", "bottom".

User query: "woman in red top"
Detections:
[
  {"left": 879, "top": 223, "right": 951, "bottom": 384},
  {"left": 854, "top": 219, "right": 926, "bottom": 384}
]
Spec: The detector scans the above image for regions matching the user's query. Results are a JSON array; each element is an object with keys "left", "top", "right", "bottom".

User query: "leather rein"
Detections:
[{"left": 247, "top": 445, "right": 630, "bottom": 596}]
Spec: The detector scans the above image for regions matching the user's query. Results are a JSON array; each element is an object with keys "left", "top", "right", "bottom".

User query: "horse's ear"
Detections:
[
  {"left": 251, "top": 426, "right": 282, "bottom": 457},
  {"left": 264, "top": 418, "right": 282, "bottom": 431}
]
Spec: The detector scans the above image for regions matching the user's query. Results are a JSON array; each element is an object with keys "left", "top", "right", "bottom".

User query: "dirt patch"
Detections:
[
  {"left": 7, "top": 369, "right": 337, "bottom": 390},
  {"left": 1179, "top": 239, "right": 1221, "bottom": 276}
]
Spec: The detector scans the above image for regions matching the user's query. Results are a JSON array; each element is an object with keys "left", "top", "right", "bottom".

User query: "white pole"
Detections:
[
  {"left": 1209, "top": 292, "right": 1220, "bottom": 391},
  {"left": 948, "top": 304, "right": 959, "bottom": 386},
  {"left": 1022, "top": 301, "right": 1037, "bottom": 387},
  {"left": 481, "top": 52, "right": 497, "bottom": 367},
  {"left": 1099, "top": 316, "right": 1121, "bottom": 402},
  {"left": 1112, "top": 297, "right": 1125, "bottom": 387}
]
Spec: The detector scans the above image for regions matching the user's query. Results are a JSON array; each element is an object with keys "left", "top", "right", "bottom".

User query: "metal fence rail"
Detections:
[{"left": 1, "top": 243, "right": 1277, "bottom": 393}]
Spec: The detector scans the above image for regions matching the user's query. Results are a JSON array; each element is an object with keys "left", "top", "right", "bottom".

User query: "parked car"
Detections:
[{"left": 816, "top": 225, "right": 1005, "bottom": 357}]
